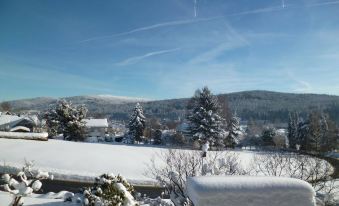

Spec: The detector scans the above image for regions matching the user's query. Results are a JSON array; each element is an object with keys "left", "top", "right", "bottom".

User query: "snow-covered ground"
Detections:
[
  {"left": 0, "top": 191, "right": 76, "bottom": 206},
  {"left": 0, "top": 139, "right": 256, "bottom": 185},
  {"left": 0, "top": 138, "right": 333, "bottom": 186}
]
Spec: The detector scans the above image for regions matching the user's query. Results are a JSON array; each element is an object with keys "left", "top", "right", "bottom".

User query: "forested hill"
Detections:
[{"left": 3, "top": 91, "right": 339, "bottom": 124}]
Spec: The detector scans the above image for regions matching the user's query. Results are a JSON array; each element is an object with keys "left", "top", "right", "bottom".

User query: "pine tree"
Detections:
[
  {"left": 187, "top": 87, "right": 225, "bottom": 147},
  {"left": 127, "top": 103, "right": 146, "bottom": 144},
  {"left": 287, "top": 112, "right": 299, "bottom": 149},
  {"left": 224, "top": 113, "right": 240, "bottom": 148},
  {"left": 45, "top": 100, "right": 87, "bottom": 141},
  {"left": 297, "top": 118, "right": 310, "bottom": 151},
  {"left": 261, "top": 127, "right": 276, "bottom": 147}
]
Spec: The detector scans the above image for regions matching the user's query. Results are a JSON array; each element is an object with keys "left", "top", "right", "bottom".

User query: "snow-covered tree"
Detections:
[
  {"left": 45, "top": 100, "right": 87, "bottom": 141},
  {"left": 187, "top": 87, "right": 225, "bottom": 147},
  {"left": 261, "top": 127, "right": 276, "bottom": 147},
  {"left": 1, "top": 160, "right": 53, "bottom": 206},
  {"left": 287, "top": 112, "right": 299, "bottom": 149},
  {"left": 127, "top": 103, "right": 146, "bottom": 144},
  {"left": 296, "top": 117, "right": 309, "bottom": 150},
  {"left": 224, "top": 113, "right": 241, "bottom": 148}
]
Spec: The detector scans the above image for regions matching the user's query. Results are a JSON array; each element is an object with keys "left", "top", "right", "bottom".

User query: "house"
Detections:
[
  {"left": 84, "top": 118, "right": 109, "bottom": 138},
  {"left": 0, "top": 114, "right": 38, "bottom": 132}
]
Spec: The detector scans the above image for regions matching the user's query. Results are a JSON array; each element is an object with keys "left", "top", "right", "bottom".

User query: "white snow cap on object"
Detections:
[
  {"left": 2, "top": 174, "right": 10, "bottom": 183},
  {"left": 187, "top": 176, "right": 316, "bottom": 206},
  {"left": 32, "top": 180, "right": 42, "bottom": 191},
  {"left": 36, "top": 170, "right": 49, "bottom": 179},
  {"left": 84, "top": 118, "right": 108, "bottom": 128},
  {"left": 201, "top": 142, "right": 209, "bottom": 153}
]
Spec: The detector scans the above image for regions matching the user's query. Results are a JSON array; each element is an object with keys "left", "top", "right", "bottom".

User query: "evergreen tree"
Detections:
[
  {"left": 45, "top": 100, "right": 87, "bottom": 141},
  {"left": 224, "top": 112, "right": 240, "bottom": 148},
  {"left": 307, "top": 111, "right": 323, "bottom": 152},
  {"left": 287, "top": 112, "right": 299, "bottom": 149},
  {"left": 153, "top": 129, "right": 162, "bottom": 145},
  {"left": 127, "top": 103, "right": 146, "bottom": 144},
  {"left": 297, "top": 118, "right": 310, "bottom": 150},
  {"left": 187, "top": 87, "right": 225, "bottom": 147},
  {"left": 261, "top": 127, "right": 276, "bottom": 147}
]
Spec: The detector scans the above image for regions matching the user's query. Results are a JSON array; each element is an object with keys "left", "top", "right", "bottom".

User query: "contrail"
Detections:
[
  {"left": 194, "top": 0, "right": 197, "bottom": 17},
  {"left": 78, "top": 17, "right": 219, "bottom": 43},
  {"left": 306, "top": 0, "right": 339, "bottom": 7},
  {"left": 77, "top": 0, "right": 339, "bottom": 44},
  {"left": 115, "top": 48, "right": 181, "bottom": 66}
]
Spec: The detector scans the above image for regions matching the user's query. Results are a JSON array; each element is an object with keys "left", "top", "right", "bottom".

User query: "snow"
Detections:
[
  {"left": 9, "top": 126, "right": 31, "bottom": 132},
  {"left": 0, "top": 191, "right": 74, "bottom": 206},
  {"left": 0, "top": 114, "right": 23, "bottom": 126},
  {"left": 0, "top": 138, "right": 332, "bottom": 187},
  {"left": 0, "top": 131, "right": 48, "bottom": 140},
  {"left": 83, "top": 118, "right": 108, "bottom": 128},
  {"left": 0, "top": 138, "right": 162, "bottom": 185},
  {"left": 187, "top": 176, "right": 316, "bottom": 206}
]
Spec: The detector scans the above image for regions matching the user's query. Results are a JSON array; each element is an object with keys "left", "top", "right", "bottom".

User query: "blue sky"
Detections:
[{"left": 1, "top": 0, "right": 339, "bottom": 101}]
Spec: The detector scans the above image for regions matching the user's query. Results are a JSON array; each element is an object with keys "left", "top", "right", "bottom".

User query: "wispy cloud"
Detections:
[
  {"left": 286, "top": 71, "right": 312, "bottom": 93},
  {"left": 78, "top": 17, "right": 219, "bottom": 43},
  {"left": 188, "top": 22, "right": 248, "bottom": 64},
  {"left": 115, "top": 48, "right": 180, "bottom": 66}
]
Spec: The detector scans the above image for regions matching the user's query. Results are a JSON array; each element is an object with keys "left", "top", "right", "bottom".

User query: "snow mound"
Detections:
[{"left": 187, "top": 176, "right": 316, "bottom": 206}]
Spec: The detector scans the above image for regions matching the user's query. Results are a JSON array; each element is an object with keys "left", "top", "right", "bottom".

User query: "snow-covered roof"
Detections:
[
  {"left": 276, "top": 128, "right": 287, "bottom": 135},
  {"left": 0, "top": 115, "right": 23, "bottom": 126},
  {"left": 84, "top": 118, "right": 108, "bottom": 128},
  {"left": 187, "top": 176, "right": 316, "bottom": 206},
  {"left": 9, "top": 126, "right": 30, "bottom": 132}
]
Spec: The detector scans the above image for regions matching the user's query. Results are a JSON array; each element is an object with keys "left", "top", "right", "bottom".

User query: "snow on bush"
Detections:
[
  {"left": 82, "top": 173, "right": 138, "bottom": 206},
  {"left": 1, "top": 160, "right": 53, "bottom": 206},
  {"left": 187, "top": 176, "right": 316, "bottom": 206}
]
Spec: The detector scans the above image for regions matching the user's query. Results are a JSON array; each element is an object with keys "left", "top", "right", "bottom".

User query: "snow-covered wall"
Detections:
[
  {"left": 187, "top": 176, "right": 316, "bottom": 206},
  {"left": 0, "top": 131, "right": 48, "bottom": 141}
]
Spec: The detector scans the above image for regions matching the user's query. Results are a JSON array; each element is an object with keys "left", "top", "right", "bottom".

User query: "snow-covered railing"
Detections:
[
  {"left": 0, "top": 131, "right": 48, "bottom": 141},
  {"left": 187, "top": 176, "right": 316, "bottom": 206}
]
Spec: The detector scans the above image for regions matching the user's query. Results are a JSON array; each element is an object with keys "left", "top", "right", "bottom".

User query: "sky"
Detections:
[{"left": 0, "top": 0, "right": 339, "bottom": 101}]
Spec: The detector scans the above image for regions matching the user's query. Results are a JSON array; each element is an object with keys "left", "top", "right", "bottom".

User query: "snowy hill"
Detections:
[
  {"left": 4, "top": 95, "right": 148, "bottom": 112},
  {"left": 3, "top": 90, "right": 339, "bottom": 123}
]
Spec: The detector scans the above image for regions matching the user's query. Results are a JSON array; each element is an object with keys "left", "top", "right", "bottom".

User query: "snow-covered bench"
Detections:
[{"left": 187, "top": 176, "right": 316, "bottom": 206}]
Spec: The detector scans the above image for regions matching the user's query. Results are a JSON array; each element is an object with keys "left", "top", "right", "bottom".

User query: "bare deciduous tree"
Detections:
[{"left": 146, "top": 149, "right": 245, "bottom": 205}]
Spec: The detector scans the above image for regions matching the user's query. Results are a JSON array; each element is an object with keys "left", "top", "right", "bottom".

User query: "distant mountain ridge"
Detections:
[{"left": 3, "top": 91, "right": 339, "bottom": 123}]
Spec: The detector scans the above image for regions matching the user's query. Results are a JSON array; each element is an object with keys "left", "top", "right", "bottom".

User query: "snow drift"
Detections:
[{"left": 187, "top": 176, "right": 316, "bottom": 206}]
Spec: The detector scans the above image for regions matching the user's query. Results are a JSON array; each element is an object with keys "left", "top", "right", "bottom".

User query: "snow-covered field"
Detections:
[
  {"left": 0, "top": 139, "right": 257, "bottom": 185},
  {"left": 0, "top": 191, "right": 75, "bottom": 206},
  {"left": 0, "top": 138, "right": 334, "bottom": 186}
]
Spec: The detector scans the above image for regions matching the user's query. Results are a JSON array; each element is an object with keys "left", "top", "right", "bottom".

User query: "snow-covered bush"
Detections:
[
  {"left": 146, "top": 149, "right": 245, "bottom": 205},
  {"left": 137, "top": 196, "right": 174, "bottom": 206},
  {"left": 82, "top": 173, "right": 138, "bottom": 206},
  {"left": 1, "top": 160, "right": 53, "bottom": 206}
]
